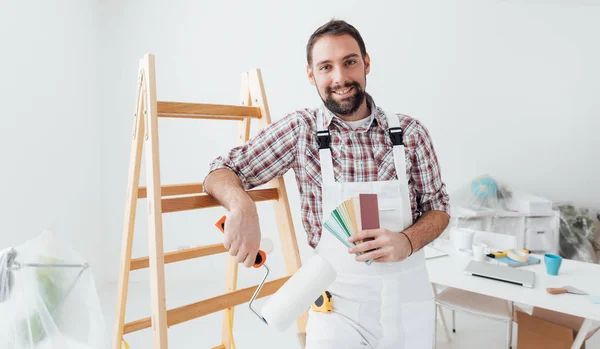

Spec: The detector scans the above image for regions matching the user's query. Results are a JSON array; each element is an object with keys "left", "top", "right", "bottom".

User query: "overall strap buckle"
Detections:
[
  {"left": 388, "top": 127, "right": 404, "bottom": 146},
  {"left": 317, "top": 130, "right": 331, "bottom": 149}
]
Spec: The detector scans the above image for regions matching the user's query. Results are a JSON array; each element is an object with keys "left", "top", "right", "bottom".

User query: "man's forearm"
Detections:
[
  {"left": 203, "top": 169, "right": 255, "bottom": 212},
  {"left": 401, "top": 211, "right": 449, "bottom": 253}
]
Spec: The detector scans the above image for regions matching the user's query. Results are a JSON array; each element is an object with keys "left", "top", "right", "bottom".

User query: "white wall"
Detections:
[
  {"left": 1, "top": 0, "right": 597, "bottom": 289},
  {"left": 0, "top": 2, "right": 105, "bottom": 280},
  {"left": 98, "top": 0, "right": 600, "bottom": 287},
  {"left": 0, "top": 0, "right": 597, "bottom": 346}
]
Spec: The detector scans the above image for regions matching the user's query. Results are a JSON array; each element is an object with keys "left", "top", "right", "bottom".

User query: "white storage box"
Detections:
[
  {"left": 524, "top": 215, "right": 560, "bottom": 253},
  {"left": 506, "top": 190, "right": 553, "bottom": 216},
  {"left": 491, "top": 216, "right": 525, "bottom": 236}
]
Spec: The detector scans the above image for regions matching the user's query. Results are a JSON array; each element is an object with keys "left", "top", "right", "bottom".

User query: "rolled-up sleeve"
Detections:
[
  {"left": 206, "top": 113, "right": 301, "bottom": 190},
  {"left": 410, "top": 121, "right": 451, "bottom": 217}
]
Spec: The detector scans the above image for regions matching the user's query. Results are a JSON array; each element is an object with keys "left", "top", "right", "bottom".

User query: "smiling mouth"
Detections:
[{"left": 331, "top": 86, "right": 354, "bottom": 98}]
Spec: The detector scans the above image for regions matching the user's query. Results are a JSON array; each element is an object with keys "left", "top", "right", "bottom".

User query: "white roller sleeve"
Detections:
[{"left": 261, "top": 254, "right": 336, "bottom": 331}]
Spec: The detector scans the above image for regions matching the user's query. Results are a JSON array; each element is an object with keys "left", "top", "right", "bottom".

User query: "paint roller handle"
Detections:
[{"left": 215, "top": 215, "right": 267, "bottom": 268}]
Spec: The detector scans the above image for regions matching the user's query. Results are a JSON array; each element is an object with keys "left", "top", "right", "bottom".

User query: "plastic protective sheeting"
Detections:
[
  {"left": 554, "top": 203, "right": 600, "bottom": 264},
  {"left": 447, "top": 175, "right": 525, "bottom": 236},
  {"left": 0, "top": 230, "right": 107, "bottom": 349},
  {"left": 451, "top": 174, "right": 513, "bottom": 212},
  {"left": 447, "top": 175, "right": 600, "bottom": 263}
]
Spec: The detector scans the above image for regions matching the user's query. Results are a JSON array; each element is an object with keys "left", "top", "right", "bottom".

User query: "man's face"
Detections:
[{"left": 307, "top": 34, "right": 370, "bottom": 117}]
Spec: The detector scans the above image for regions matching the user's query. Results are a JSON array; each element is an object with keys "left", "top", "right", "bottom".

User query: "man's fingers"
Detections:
[
  {"left": 236, "top": 249, "right": 249, "bottom": 264},
  {"left": 373, "top": 254, "right": 393, "bottom": 263},
  {"left": 228, "top": 243, "right": 239, "bottom": 257},
  {"left": 224, "top": 233, "right": 240, "bottom": 253},
  {"left": 348, "top": 229, "right": 383, "bottom": 243},
  {"left": 348, "top": 238, "right": 381, "bottom": 254},
  {"left": 243, "top": 251, "right": 255, "bottom": 268},
  {"left": 223, "top": 235, "right": 233, "bottom": 250},
  {"left": 349, "top": 233, "right": 389, "bottom": 254},
  {"left": 355, "top": 246, "right": 390, "bottom": 262}
]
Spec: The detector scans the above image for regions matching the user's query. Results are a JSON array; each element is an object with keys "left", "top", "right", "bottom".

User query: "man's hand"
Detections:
[
  {"left": 348, "top": 229, "right": 412, "bottom": 263},
  {"left": 204, "top": 168, "right": 263, "bottom": 268},
  {"left": 223, "top": 203, "right": 262, "bottom": 268}
]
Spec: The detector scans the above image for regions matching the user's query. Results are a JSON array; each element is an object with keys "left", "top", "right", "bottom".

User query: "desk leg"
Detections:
[
  {"left": 570, "top": 318, "right": 595, "bottom": 349},
  {"left": 432, "top": 284, "right": 451, "bottom": 343}
]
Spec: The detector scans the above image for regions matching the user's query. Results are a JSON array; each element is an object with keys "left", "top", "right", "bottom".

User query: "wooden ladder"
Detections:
[{"left": 112, "top": 53, "right": 307, "bottom": 349}]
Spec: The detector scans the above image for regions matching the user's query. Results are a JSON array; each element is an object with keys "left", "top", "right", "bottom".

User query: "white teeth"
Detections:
[{"left": 334, "top": 88, "right": 351, "bottom": 95}]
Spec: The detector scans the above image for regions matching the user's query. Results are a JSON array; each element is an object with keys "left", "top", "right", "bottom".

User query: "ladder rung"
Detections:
[
  {"left": 123, "top": 275, "right": 290, "bottom": 334},
  {"left": 130, "top": 244, "right": 226, "bottom": 271},
  {"left": 138, "top": 183, "right": 204, "bottom": 198},
  {"left": 212, "top": 346, "right": 226, "bottom": 349},
  {"left": 162, "top": 188, "right": 279, "bottom": 213},
  {"left": 157, "top": 102, "right": 261, "bottom": 120}
]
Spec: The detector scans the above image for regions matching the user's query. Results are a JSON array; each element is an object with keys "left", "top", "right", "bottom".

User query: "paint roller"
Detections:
[
  {"left": 214, "top": 216, "right": 337, "bottom": 332},
  {"left": 260, "top": 253, "right": 336, "bottom": 331},
  {"left": 215, "top": 216, "right": 271, "bottom": 324}
]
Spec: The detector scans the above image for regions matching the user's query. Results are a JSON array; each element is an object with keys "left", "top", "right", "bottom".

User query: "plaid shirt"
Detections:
[{"left": 207, "top": 96, "right": 450, "bottom": 248}]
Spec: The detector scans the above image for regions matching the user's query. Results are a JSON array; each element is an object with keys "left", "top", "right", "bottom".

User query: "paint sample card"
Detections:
[
  {"left": 355, "top": 194, "right": 379, "bottom": 257},
  {"left": 358, "top": 194, "right": 379, "bottom": 230},
  {"left": 323, "top": 194, "right": 380, "bottom": 265}
]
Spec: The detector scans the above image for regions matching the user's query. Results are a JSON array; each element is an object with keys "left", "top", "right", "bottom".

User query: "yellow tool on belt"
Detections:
[{"left": 312, "top": 290, "right": 333, "bottom": 313}]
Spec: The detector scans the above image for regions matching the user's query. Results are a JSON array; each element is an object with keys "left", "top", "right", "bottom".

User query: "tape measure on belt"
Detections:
[{"left": 312, "top": 290, "right": 333, "bottom": 313}]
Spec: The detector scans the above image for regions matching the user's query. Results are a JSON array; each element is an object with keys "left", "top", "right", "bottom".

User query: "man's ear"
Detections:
[
  {"left": 364, "top": 53, "right": 371, "bottom": 75},
  {"left": 307, "top": 64, "right": 316, "bottom": 86}
]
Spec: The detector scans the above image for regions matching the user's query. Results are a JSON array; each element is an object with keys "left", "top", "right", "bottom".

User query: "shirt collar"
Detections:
[{"left": 319, "top": 93, "right": 385, "bottom": 131}]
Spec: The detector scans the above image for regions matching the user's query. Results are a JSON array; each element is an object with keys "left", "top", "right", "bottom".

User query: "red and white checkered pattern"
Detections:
[{"left": 207, "top": 97, "right": 450, "bottom": 248}]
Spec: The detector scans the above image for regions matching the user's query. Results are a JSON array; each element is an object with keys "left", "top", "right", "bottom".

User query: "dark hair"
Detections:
[{"left": 306, "top": 19, "right": 367, "bottom": 66}]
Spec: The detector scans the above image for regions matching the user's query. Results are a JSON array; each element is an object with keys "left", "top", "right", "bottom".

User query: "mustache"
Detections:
[{"left": 327, "top": 81, "right": 360, "bottom": 94}]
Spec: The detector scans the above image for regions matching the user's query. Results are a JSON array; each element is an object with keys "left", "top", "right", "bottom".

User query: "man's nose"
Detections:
[{"left": 332, "top": 66, "right": 347, "bottom": 86}]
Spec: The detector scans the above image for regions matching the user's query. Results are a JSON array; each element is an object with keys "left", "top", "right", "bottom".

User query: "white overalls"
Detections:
[{"left": 305, "top": 109, "right": 435, "bottom": 349}]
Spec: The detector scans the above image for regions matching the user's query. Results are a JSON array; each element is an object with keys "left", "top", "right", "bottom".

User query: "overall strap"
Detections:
[
  {"left": 316, "top": 110, "right": 335, "bottom": 187},
  {"left": 386, "top": 110, "right": 408, "bottom": 185}
]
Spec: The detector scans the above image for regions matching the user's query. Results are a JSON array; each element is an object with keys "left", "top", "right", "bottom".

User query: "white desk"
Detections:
[{"left": 426, "top": 243, "right": 600, "bottom": 349}]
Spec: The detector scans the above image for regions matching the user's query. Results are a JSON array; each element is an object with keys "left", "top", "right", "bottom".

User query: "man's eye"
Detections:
[
  {"left": 320, "top": 65, "right": 331, "bottom": 71},
  {"left": 346, "top": 60, "right": 356, "bottom": 65}
]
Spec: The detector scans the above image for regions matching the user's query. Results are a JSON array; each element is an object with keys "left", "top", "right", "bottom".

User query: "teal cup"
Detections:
[{"left": 544, "top": 254, "right": 563, "bottom": 275}]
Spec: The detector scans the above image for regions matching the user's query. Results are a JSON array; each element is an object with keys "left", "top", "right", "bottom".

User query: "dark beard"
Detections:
[{"left": 323, "top": 81, "right": 365, "bottom": 116}]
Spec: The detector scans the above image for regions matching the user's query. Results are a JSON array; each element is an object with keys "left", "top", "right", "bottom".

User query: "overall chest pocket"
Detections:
[{"left": 377, "top": 193, "right": 405, "bottom": 233}]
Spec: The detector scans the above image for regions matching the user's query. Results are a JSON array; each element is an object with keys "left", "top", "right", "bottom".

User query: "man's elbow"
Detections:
[
  {"left": 421, "top": 209, "right": 450, "bottom": 237},
  {"left": 439, "top": 211, "right": 450, "bottom": 234},
  {"left": 204, "top": 168, "right": 241, "bottom": 195},
  {"left": 431, "top": 209, "right": 450, "bottom": 226}
]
